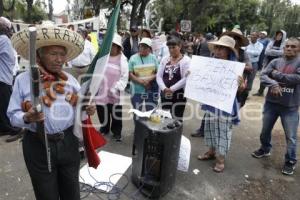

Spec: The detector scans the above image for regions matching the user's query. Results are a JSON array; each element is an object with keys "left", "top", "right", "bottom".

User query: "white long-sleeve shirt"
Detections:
[
  {"left": 69, "top": 39, "right": 96, "bottom": 67},
  {"left": 245, "top": 41, "right": 263, "bottom": 63},
  {"left": 156, "top": 55, "right": 191, "bottom": 92}
]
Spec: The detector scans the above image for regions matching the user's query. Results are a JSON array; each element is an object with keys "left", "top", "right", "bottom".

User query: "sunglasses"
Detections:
[{"left": 130, "top": 29, "right": 137, "bottom": 32}]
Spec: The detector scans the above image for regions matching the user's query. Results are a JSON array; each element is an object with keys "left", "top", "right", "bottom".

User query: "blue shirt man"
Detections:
[{"left": 0, "top": 17, "right": 23, "bottom": 140}]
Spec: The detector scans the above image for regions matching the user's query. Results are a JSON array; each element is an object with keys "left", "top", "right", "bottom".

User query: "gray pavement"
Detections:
[{"left": 1, "top": 76, "right": 299, "bottom": 200}]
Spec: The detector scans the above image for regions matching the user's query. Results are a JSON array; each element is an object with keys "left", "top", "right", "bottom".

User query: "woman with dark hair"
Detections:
[
  {"left": 140, "top": 28, "right": 152, "bottom": 39},
  {"left": 156, "top": 37, "right": 191, "bottom": 120},
  {"left": 197, "top": 36, "right": 246, "bottom": 173}
]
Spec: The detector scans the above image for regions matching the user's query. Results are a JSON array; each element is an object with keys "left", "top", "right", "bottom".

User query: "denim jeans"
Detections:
[
  {"left": 131, "top": 92, "right": 159, "bottom": 121},
  {"left": 260, "top": 101, "right": 299, "bottom": 163}
]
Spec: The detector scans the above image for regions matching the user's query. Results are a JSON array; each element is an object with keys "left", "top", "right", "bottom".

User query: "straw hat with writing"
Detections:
[
  {"left": 208, "top": 35, "right": 239, "bottom": 58},
  {"left": 11, "top": 26, "right": 85, "bottom": 62},
  {"left": 221, "top": 28, "right": 249, "bottom": 47}
]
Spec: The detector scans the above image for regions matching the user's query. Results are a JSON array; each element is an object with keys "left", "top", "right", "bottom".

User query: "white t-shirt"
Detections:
[{"left": 68, "top": 39, "right": 96, "bottom": 67}]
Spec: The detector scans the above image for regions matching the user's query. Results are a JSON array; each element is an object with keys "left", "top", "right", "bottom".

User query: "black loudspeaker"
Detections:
[{"left": 131, "top": 118, "right": 182, "bottom": 199}]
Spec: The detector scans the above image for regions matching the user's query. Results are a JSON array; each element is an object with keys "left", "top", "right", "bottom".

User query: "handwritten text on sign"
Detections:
[{"left": 184, "top": 56, "right": 245, "bottom": 113}]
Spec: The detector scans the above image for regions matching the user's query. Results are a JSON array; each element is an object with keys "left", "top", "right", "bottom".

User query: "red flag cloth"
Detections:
[{"left": 82, "top": 116, "right": 107, "bottom": 169}]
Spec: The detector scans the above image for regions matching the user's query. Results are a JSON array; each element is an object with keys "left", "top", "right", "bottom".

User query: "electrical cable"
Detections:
[{"left": 79, "top": 158, "right": 159, "bottom": 200}]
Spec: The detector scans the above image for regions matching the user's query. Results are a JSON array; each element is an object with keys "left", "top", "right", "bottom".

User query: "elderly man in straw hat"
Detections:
[
  {"left": 197, "top": 35, "right": 246, "bottom": 173},
  {"left": 0, "top": 17, "right": 26, "bottom": 142},
  {"left": 7, "top": 25, "right": 96, "bottom": 200}
]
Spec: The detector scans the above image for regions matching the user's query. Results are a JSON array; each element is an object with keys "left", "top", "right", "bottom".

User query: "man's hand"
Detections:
[
  {"left": 86, "top": 105, "right": 96, "bottom": 115},
  {"left": 270, "top": 85, "right": 282, "bottom": 97},
  {"left": 23, "top": 107, "right": 44, "bottom": 123},
  {"left": 271, "top": 69, "right": 279, "bottom": 78}
]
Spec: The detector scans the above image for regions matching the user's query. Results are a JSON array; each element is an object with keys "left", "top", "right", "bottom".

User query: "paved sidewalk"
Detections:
[{"left": 1, "top": 77, "right": 299, "bottom": 200}]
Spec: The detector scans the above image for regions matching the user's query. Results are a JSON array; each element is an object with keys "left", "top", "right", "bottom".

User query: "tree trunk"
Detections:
[
  {"left": 26, "top": 0, "right": 33, "bottom": 23},
  {"left": 27, "top": 5, "right": 32, "bottom": 23},
  {"left": 130, "top": 0, "right": 150, "bottom": 27},
  {"left": 137, "top": 0, "right": 150, "bottom": 27},
  {"left": 0, "top": 0, "right": 3, "bottom": 16},
  {"left": 48, "top": 0, "right": 53, "bottom": 20},
  {"left": 90, "top": 0, "right": 100, "bottom": 16},
  {"left": 130, "top": 0, "right": 139, "bottom": 27}
]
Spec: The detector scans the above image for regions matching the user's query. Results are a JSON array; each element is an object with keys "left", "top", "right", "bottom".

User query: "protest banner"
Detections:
[
  {"left": 184, "top": 56, "right": 245, "bottom": 113},
  {"left": 11, "top": 16, "right": 107, "bottom": 33}
]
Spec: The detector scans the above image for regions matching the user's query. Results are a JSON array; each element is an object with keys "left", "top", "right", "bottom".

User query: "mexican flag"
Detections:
[
  {"left": 74, "top": 0, "right": 121, "bottom": 169},
  {"left": 84, "top": 0, "right": 121, "bottom": 98}
]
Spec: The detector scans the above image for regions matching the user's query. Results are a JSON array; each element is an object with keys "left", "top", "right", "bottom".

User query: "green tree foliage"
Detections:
[
  {"left": 0, "top": 0, "right": 15, "bottom": 16},
  {"left": 259, "top": 0, "right": 300, "bottom": 37},
  {"left": 157, "top": 0, "right": 261, "bottom": 34},
  {"left": 156, "top": 0, "right": 299, "bottom": 37},
  {"left": 283, "top": 5, "right": 300, "bottom": 37},
  {"left": 86, "top": 0, "right": 150, "bottom": 27},
  {"left": 3, "top": 0, "right": 47, "bottom": 23}
]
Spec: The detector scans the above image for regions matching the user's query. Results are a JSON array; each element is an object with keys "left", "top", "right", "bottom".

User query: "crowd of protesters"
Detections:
[{"left": 0, "top": 16, "right": 300, "bottom": 179}]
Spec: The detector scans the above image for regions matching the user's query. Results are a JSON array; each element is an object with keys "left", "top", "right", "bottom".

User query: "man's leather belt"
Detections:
[{"left": 29, "top": 126, "right": 73, "bottom": 142}]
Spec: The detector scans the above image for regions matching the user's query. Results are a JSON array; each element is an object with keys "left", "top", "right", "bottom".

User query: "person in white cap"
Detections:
[
  {"left": 95, "top": 34, "right": 128, "bottom": 142},
  {"left": 245, "top": 32, "right": 264, "bottom": 92},
  {"left": 8, "top": 25, "right": 96, "bottom": 200},
  {"left": 128, "top": 37, "right": 159, "bottom": 122},
  {"left": 258, "top": 31, "right": 270, "bottom": 71},
  {"left": 197, "top": 35, "right": 245, "bottom": 173},
  {"left": 0, "top": 17, "right": 25, "bottom": 142}
]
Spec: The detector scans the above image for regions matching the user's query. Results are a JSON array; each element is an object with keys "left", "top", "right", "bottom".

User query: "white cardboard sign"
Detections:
[{"left": 184, "top": 56, "right": 245, "bottom": 113}]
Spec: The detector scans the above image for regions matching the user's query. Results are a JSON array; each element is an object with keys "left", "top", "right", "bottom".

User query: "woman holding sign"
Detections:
[
  {"left": 197, "top": 35, "right": 245, "bottom": 173},
  {"left": 156, "top": 36, "right": 191, "bottom": 120}
]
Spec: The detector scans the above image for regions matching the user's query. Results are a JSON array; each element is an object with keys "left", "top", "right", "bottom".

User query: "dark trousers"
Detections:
[
  {"left": 22, "top": 129, "right": 80, "bottom": 200},
  {"left": 0, "top": 82, "right": 20, "bottom": 134},
  {"left": 96, "top": 104, "right": 122, "bottom": 136},
  {"left": 257, "top": 83, "right": 266, "bottom": 95},
  {"left": 161, "top": 89, "right": 186, "bottom": 120},
  {"left": 237, "top": 90, "right": 249, "bottom": 108},
  {"left": 196, "top": 113, "right": 206, "bottom": 134},
  {"left": 260, "top": 102, "right": 298, "bottom": 163}
]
